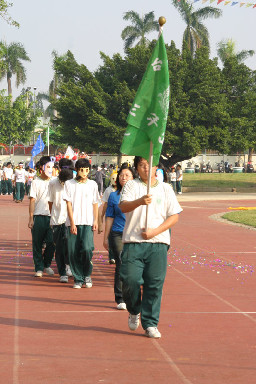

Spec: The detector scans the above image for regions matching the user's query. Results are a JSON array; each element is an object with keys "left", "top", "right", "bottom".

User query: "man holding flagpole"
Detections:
[{"left": 119, "top": 18, "right": 182, "bottom": 338}]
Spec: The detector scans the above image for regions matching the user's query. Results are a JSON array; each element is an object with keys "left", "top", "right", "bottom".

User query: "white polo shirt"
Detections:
[
  {"left": 102, "top": 185, "right": 116, "bottom": 203},
  {"left": 63, "top": 178, "right": 101, "bottom": 226},
  {"left": 15, "top": 169, "right": 26, "bottom": 183},
  {"left": 30, "top": 177, "right": 51, "bottom": 216},
  {"left": 120, "top": 179, "right": 183, "bottom": 245},
  {"left": 4, "top": 168, "right": 13, "bottom": 180},
  {"left": 48, "top": 178, "right": 67, "bottom": 226}
]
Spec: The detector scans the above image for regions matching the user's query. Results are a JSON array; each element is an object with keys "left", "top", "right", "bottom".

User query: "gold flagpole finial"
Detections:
[{"left": 158, "top": 16, "right": 166, "bottom": 27}]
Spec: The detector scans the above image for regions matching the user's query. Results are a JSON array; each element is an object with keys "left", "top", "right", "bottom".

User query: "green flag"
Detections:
[{"left": 120, "top": 33, "right": 169, "bottom": 166}]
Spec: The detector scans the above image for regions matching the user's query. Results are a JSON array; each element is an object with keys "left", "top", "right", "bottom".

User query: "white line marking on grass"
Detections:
[
  {"left": 173, "top": 268, "right": 256, "bottom": 324},
  {"left": 13, "top": 216, "right": 20, "bottom": 384},
  {"left": 152, "top": 340, "right": 194, "bottom": 384}
]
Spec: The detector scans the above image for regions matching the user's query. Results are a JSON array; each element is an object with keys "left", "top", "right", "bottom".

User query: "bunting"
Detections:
[{"left": 192, "top": 0, "right": 256, "bottom": 6}]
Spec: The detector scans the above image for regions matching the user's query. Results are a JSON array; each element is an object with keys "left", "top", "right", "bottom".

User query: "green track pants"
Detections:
[
  {"left": 67, "top": 225, "right": 94, "bottom": 284},
  {"left": 120, "top": 242, "right": 168, "bottom": 330},
  {"left": 32, "top": 215, "right": 55, "bottom": 272}
]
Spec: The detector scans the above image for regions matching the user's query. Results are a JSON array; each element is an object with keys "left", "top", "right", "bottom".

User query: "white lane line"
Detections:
[
  {"left": 180, "top": 206, "right": 220, "bottom": 209},
  {"left": 2, "top": 311, "right": 121, "bottom": 314},
  {"left": 1, "top": 311, "right": 256, "bottom": 315},
  {"left": 152, "top": 340, "right": 194, "bottom": 384},
  {"left": 13, "top": 216, "right": 20, "bottom": 384},
  {"left": 162, "top": 312, "right": 256, "bottom": 314},
  {"left": 95, "top": 255, "right": 195, "bottom": 384},
  {"left": 173, "top": 267, "right": 256, "bottom": 324},
  {"left": 220, "top": 252, "right": 256, "bottom": 254}
]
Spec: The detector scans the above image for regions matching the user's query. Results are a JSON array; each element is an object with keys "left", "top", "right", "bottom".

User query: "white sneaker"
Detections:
[
  {"left": 145, "top": 327, "right": 161, "bottom": 339},
  {"left": 65, "top": 265, "right": 73, "bottom": 277},
  {"left": 85, "top": 276, "right": 92, "bottom": 288},
  {"left": 34, "top": 270, "right": 43, "bottom": 277},
  {"left": 178, "top": 192, "right": 182, "bottom": 195},
  {"left": 109, "top": 259, "right": 116, "bottom": 264},
  {"left": 128, "top": 313, "right": 140, "bottom": 331},
  {"left": 117, "top": 303, "right": 127, "bottom": 310},
  {"left": 44, "top": 267, "right": 54, "bottom": 275},
  {"left": 60, "top": 275, "right": 68, "bottom": 283},
  {"left": 73, "top": 282, "right": 83, "bottom": 289}
]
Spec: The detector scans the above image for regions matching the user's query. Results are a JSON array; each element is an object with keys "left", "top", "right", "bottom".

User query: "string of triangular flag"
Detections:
[{"left": 191, "top": 0, "right": 256, "bottom": 7}]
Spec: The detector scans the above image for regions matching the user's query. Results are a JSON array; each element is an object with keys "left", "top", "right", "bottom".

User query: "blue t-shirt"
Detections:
[{"left": 105, "top": 190, "right": 126, "bottom": 233}]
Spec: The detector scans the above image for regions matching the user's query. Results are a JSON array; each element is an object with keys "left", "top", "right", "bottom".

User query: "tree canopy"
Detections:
[
  {"left": 50, "top": 41, "right": 256, "bottom": 165},
  {"left": 0, "top": 91, "right": 38, "bottom": 145}
]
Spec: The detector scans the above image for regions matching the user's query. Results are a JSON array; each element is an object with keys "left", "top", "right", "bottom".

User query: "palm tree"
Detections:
[
  {"left": 121, "top": 11, "right": 159, "bottom": 51},
  {"left": 0, "top": 41, "right": 30, "bottom": 96},
  {"left": 172, "top": 0, "right": 222, "bottom": 56},
  {"left": 217, "top": 39, "right": 255, "bottom": 64}
]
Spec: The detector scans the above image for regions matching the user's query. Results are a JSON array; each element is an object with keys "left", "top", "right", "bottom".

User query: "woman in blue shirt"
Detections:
[{"left": 103, "top": 164, "right": 136, "bottom": 310}]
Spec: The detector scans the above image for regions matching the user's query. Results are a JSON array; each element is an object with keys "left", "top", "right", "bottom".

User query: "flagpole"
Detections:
[
  {"left": 145, "top": 141, "right": 153, "bottom": 229},
  {"left": 145, "top": 16, "right": 166, "bottom": 231},
  {"left": 47, "top": 126, "right": 49, "bottom": 156}
]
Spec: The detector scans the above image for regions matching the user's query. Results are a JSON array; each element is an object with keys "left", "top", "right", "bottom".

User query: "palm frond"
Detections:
[
  {"left": 237, "top": 50, "right": 255, "bottom": 64},
  {"left": 121, "top": 25, "right": 140, "bottom": 40},
  {"left": 193, "top": 6, "right": 222, "bottom": 21},
  {"left": 123, "top": 11, "right": 143, "bottom": 29}
]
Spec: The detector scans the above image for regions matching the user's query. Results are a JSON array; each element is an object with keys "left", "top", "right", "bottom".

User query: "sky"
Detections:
[{"left": 0, "top": 0, "right": 255, "bottom": 99}]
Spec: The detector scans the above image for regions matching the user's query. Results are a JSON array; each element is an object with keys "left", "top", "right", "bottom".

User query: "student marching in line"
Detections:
[
  {"left": 25, "top": 167, "right": 36, "bottom": 196},
  {"left": 48, "top": 159, "right": 74, "bottom": 283},
  {"left": 119, "top": 156, "right": 182, "bottom": 338},
  {"left": 63, "top": 158, "right": 101, "bottom": 289},
  {"left": 14, "top": 162, "right": 26, "bottom": 203},
  {"left": 103, "top": 164, "right": 136, "bottom": 310},
  {"left": 2, "top": 162, "right": 13, "bottom": 195},
  {"left": 28, "top": 156, "right": 55, "bottom": 277},
  {"left": 99, "top": 170, "right": 118, "bottom": 264},
  {"left": 169, "top": 166, "right": 176, "bottom": 192},
  {"left": 176, "top": 164, "right": 183, "bottom": 195}
]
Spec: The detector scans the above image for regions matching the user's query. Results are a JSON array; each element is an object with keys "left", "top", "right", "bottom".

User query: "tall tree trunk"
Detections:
[
  {"left": 7, "top": 75, "right": 12, "bottom": 98},
  {"left": 248, "top": 147, "right": 254, "bottom": 162}
]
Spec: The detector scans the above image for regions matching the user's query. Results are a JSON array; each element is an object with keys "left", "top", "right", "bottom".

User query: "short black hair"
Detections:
[
  {"left": 59, "top": 168, "right": 74, "bottom": 183},
  {"left": 59, "top": 158, "right": 73, "bottom": 169},
  {"left": 75, "top": 158, "right": 91, "bottom": 170},
  {"left": 39, "top": 156, "right": 52, "bottom": 167},
  {"left": 134, "top": 156, "right": 145, "bottom": 170},
  {"left": 6, "top": 161, "right": 12, "bottom": 166},
  {"left": 116, "top": 164, "right": 136, "bottom": 194}
]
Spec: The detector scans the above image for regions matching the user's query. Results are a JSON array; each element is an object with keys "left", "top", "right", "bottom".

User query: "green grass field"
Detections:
[
  {"left": 183, "top": 173, "right": 256, "bottom": 189},
  {"left": 222, "top": 210, "right": 256, "bottom": 228}
]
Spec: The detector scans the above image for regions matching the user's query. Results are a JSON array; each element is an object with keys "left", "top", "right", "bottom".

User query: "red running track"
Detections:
[{"left": 0, "top": 195, "right": 255, "bottom": 384}]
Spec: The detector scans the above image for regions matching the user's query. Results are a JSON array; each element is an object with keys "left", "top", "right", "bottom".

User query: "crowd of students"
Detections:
[
  {"left": 0, "top": 161, "right": 36, "bottom": 202},
  {"left": 1, "top": 155, "right": 182, "bottom": 338}
]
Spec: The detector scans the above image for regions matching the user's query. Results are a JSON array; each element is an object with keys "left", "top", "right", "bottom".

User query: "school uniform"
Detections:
[
  {"left": 63, "top": 178, "right": 101, "bottom": 285},
  {"left": 30, "top": 177, "right": 55, "bottom": 272},
  {"left": 176, "top": 169, "right": 183, "bottom": 194},
  {"left": 170, "top": 171, "right": 177, "bottom": 192},
  {"left": 120, "top": 179, "right": 182, "bottom": 330},
  {"left": 14, "top": 168, "right": 26, "bottom": 201},
  {"left": 25, "top": 170, "right": 36, "bottom": 195},
  {"left": 48, "top": 178, "right": 69, "bottom": 277},
  {"left": 3, "top": 167, "right": 13, "bottom": 195}
]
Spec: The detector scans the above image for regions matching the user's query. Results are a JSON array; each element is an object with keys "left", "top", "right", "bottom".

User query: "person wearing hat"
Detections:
[{"left": 14, "top": 162, "right": 26, "bottom": 203}]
